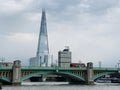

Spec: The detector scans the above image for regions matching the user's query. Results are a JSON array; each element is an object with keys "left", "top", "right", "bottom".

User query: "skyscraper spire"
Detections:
[{"left": 36, "top": 9, "right": 49, "bottom": 66}]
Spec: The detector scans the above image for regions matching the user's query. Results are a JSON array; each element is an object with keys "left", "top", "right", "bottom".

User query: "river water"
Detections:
[{"left": 2, "top": 82, "right": 120, "bottom": 90}]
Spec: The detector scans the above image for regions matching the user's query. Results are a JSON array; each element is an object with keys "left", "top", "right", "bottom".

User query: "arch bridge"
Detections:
[{"left": 0, "top": 61, "right": 120, "bottom": 85}]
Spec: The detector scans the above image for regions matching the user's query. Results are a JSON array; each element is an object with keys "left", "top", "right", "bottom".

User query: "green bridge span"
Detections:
[{"left": 0, "top": 60, "right": 120, "bottom": 85}]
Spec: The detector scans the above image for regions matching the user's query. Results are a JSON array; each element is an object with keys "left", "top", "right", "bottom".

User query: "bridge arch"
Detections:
[
  {"left": 93, "top": 72, "right": 117, "bottom": 80},
  {"left": 21, "top": 71, "right": 85, "bottom": 82},
  {"left": 1, "top": 77, "right": 11, "bottom": 83}
]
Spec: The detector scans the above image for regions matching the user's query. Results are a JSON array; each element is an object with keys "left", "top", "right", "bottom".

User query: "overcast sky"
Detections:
[{"left": 0, "top": 0, "right": 120, "bottom": 67}]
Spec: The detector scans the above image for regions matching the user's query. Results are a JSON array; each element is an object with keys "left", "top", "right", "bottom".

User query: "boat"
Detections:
[
  {"left": 95, "top": 78, "right": 120, "bottom": 83},
  {"left": 96, "top": 78, "right": 111, "bottom": 83}
]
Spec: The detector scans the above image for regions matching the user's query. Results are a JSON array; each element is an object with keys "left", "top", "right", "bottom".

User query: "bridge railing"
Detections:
[
  {"left": 0, "top": 66, "right": 87, "bottom": 70},
  {"left": 0, "top": 66, "right": 119, "bottom": 71},
  {"left": 21, "top": 66, "right": 55, "bottom": 69},
  {"left": 93, "top": 67, "right": 118, "bottom": 71},
  {"left": 21, "top": 66, "right": 87, "bottom": 70},
  {"left": 0, "top": 66, "right": 12, "bottom": 69}
]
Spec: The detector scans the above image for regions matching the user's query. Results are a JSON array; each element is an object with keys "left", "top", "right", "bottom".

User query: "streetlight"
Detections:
[
  {"left": 0, "top": 57, "right": 4, "bottom": 89},
  {"left": 99, "top": 61, "right": 102, "bottom": 68},
  {"left": 0, "top": 57, "right": 5, "bottom": 67},
  {"left": 79, "top": 59, "right": 82, "bottom": 68},
  {"left": 117, "top": 60, "right": 120, "bottom": 69},
  {"left": 117, "top": 60, "right": 120, "bottom": 74},
  {"left": 0, "top": 73, "right": 1, "bottom": 90}
]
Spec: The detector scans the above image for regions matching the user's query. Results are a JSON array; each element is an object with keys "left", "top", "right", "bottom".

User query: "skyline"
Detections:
[{"left": 0, "top": 0, "right": 120, "bottom": 67}]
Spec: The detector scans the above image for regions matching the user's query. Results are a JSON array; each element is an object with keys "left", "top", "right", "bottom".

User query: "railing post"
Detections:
[
  {"left": 86, "top": 62, "right": 94, "bottom": 85},
  {"left": 12, "top": 60, "right": 21, "bottom": 85}
]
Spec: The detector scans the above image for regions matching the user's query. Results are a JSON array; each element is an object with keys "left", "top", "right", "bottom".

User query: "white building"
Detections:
[{"left": 58, "top": 47, "right": 71, "bottom": 67}]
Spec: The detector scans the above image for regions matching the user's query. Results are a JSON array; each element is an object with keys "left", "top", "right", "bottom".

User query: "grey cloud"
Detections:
[
  {"left": 0, "top": 0, "right": 120, "bottom": 66},
  {"left": 84, "top": 0, "right": 119, "bottom": 14},
  {"left": 27, "top": 0, "right": 119, "bottom": 14},
  {"left": 0, "top": 0, "right": 119, "bottom": 35},
  {"left": 0, "top": 13, "right": 39, "bottom": 35},
  {"left": 26, "top": 0, "right": 81, "bottom": 12}
]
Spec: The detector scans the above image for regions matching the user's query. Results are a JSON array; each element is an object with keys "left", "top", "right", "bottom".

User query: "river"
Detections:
[{"left": 2, "top": 82, "right": 120, "bottom": 90}]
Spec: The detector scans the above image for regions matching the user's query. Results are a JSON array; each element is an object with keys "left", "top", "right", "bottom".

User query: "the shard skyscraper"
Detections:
[
  {"left": 29, "top": 10, "right": 49, "bottom": 67},
  {"left": 37, "top": 10, "right": 49, "bottom": 66}
]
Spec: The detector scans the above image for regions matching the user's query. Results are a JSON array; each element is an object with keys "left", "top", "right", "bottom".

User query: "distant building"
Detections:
[
  {"left": 58, "top": 47, "right": 71, "bottom": 67},
  {"left": 0, "top": 62, "right": 13, "bottom": 67},
  {"left": 29, "top": 57, "right": 38, "bottom": 66},
  {"left": 29, "top": 10, "right": 50, "bottom": 67}
]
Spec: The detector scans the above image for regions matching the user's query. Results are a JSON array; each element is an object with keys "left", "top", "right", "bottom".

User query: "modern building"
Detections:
[
  {"left": 29, "top": 10, "right": 49, "bottom": 67},
  {"left": 29, "top": 57, "right": 38, "bottom": 66},
  {"left": 58, "top": 47, "right": 71, "bottom": 67}
]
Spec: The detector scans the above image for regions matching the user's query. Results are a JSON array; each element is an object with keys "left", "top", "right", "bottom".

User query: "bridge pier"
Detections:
[
  {"left": 86, "top": 62, "right": 94, "bottom": 85},
  {"left": 12, "top": 60, "right": 21, "bottom": 85},
  {"left": 41, "top": 75, "right": 47, "bottom": 82}
]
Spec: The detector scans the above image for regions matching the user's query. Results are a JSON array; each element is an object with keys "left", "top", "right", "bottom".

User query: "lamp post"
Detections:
[
  {"left": 0, "top": 72, "right": 1, "bottom": 90},
  {"left": 0, "top": 71, "right": 2, "bottom": 90},
  {"left": 117, "top": 60, "right": 120, "bottom": 74},
  {"left": 0, "top": 57, "right": 5, "bottom": 68},
  {"left": 117, "top": 60, "right": 120, "bottom": 68},
  {"left": 79, "top": 60, "right": 82, "bottom": 68},
  {"left": 0, "top": 57, "right": 4, "bottom": 90},
  {"left": 99, "top": 61, "right": 102, "bottom": 68}
]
